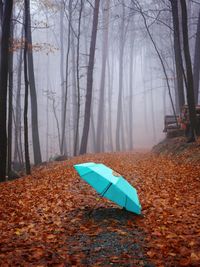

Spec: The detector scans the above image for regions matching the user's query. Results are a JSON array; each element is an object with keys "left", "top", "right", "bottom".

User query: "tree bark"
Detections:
[
  {"left": 26, "top": 0, "right": 42, "bottom": 165},
  {"left": 14, "top": 34, "right": 24, "bottom": 166},
  {"left": 170, "top": 0, "right": 185, "bottom": 112},
  {"left": 61, "top": 0, "right": 72, "bottom": 155},
  {"left": 80, "top": 0, "right": 100, "bottom": 154},
  {"left": 193, "top": 9, "right": 200, "bottom": 104},
  {"left": 0, "top": 1, "right": 13, "bottom": 182},
  {"left": 180, "top": 0, "right": 197, "bottom": 139},
  {"left": 74, "top": 0, "right": 83, "bottom": 156},
  {"left": 24, "top": 0, "right": 31, "bottom": 174},
  {"left": 7, "top": 18, "right": 14, "bottom": 178}
]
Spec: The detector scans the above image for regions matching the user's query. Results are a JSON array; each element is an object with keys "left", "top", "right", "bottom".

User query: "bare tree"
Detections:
[
  {"left": 14, "top": 32, "right": 24, "bottom": 166},
  {"left": 116, "top": 1, "right": 126, "bottom": 151},
  {"left": 61, "top": 0, "right": 72, "bottom": 155},
  {"left": 24, "top": 0, "right": 31, "bottom": 174},
  {"left": 133, "top": 0, "right": 177, "bottom": 126},
  {"left": 170, "top": 0, "right": 185, "bottom": 112},
  {"left": 7, "top": 16, "right": 14, "bottom": 178},
  {"left": 74, "top": 0, "right": 83, "bottom": 156},
  {"left": 96, "top": 0, "right": 110, "bottom": 152},
  {"left": 26, "top": 0, "right": 42, "bottom": 165},
  {"left": 0, "top": 1, "right": 13, "bottom": 181},
  {"left": 193, "top": 9, "right": 200, "bottom": 104},
  {"left": 80, "top": 0, "right": 100, "bottom": 154},
  {"left": 180, "top": 0, "right": 197, "bottom": 140}
]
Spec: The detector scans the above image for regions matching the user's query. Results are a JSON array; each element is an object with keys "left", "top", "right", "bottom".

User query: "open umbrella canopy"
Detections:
[{"left": 74, "top": 162, "right": 141, "bottom": 215}]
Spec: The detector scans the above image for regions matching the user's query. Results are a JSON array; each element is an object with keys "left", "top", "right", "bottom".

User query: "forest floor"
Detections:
[{"left": 0, "top": 137, "right": 200, "bottom": 266}]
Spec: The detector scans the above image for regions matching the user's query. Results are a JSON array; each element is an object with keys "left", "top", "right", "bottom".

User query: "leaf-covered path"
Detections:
[{"left": 0, "top": 152, "right": 200, "bottom": 266}]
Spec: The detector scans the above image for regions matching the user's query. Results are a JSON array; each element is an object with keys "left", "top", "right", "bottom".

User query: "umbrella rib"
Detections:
[{"left": 101, "top": 182, "right": 112, "bottom": 197}]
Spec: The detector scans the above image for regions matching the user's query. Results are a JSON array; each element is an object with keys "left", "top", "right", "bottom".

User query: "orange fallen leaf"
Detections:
[{"left": 147, "top": 250, "right": 156, "bottom": 258}]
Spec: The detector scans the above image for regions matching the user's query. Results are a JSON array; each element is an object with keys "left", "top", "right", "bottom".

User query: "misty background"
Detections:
[{"left": 9, "top": 0, "right": 200, "bottom": 162}]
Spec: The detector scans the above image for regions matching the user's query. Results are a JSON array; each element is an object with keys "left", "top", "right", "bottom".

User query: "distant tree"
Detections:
[
  {"left": 74, "top": 0, "right": 83, "bottom": 156},
  {"left": 107, "top": 51, "right": 113, "bottom": 152},
  {"left": 133, "top": 0, "right": 177, "bottom": 125},
  {"left": 0, "top": 1, "right": 13, "bottom": 182},
  {"left": 116, "top": 1, "right": 126, "bottom": 151},
  {"left": 80, "top": 0, "right": 100, "bottom": 154},
  {"left": 96, "top": 0, "right": 110, "bottom": 152},
  {"left": 128, "top": 16, "right": 135, "bottom": 150}
]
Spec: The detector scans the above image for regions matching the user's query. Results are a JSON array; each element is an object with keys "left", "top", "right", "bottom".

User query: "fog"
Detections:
[{"left": 10, "top": 0, "right": 200, "bottom": 163}]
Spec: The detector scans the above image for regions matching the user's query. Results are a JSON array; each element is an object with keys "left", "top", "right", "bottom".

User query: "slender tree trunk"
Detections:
[
  {"left": 142, "top": 46, "right": 148, "bottom": 132},
  {"left": 74, "top": 0, "right": 83, "bottom": 156},
  {"left": 193, "top": 9, "right": 200, "bottom": 104},
  {"left": 90, "top": 106, "right": 96, "bottom": 152},
  {"left": 150, "top": 64, "right": 156, "bottom": 143},
  {"left": 107, "top": 52, "right": 113, "bottom": 152},
  {"left": 52, "top": 97, "right": 61, "bottom": 151},
  {"left": 26, "top": 0, "right": 42, "bottom": 165},
  {"left": 24, "top": 0, "right": 31, "bottom": 174},
  {"left": 7, "top": 19, "right": 14, "bottom": 177},
  {"left": 71, "top": 32, "right": 77, "bottom": 153},
  {"left": 0, "top": 1, "right": 13, "bottom": 182},
  {"left": 96, "top": 0, "right": 110, "bottom": 152},
  {"left": 61, "top": 0, "right": 72, "bottom": 155},
  {"left": 14, "top": 36, "right": 23, "bottom": 165},
  {"left": 60, "top": 0, "right": 65, "bottom": 130},
  {"left": 180, "top": 0, "right": 197, "bottom": 139},
  {"left": 170, "top": 0, "right": 185, "bottom": 112},
  {"left": 116, "top": 2, "right": 125, "bottom": 151},
  {"left": 129, "top": 21, "right": 134, "bottom": 150},
  {"left": 80, "top": 0, "right": 100, "bottom": 154}
]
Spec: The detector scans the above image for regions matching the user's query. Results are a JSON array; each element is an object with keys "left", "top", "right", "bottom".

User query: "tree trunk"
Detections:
[
  {"left": 0, "top": 1, "right": 13, "bottom": 182},
  {"left": 193, "top": 9, "right": 200, "bottom": 104},
  {"left": 26, "top": 0, "right": 42, "bottom": 165},
  {"left": 60, "top": 0, "right": 65, "bottom": 135},
  {"left": 71, "top": 32, "right": 77, "bottom": 154},
  {"left": 7, "top": 19, "right": 14, "bottom": 178},
  {"left": 180, "top": 0, "right": 198, "bottom": 139},
  {"left": 170, "top": 0, "right": 185, "bottom": 112},
  {"left": 74, "top": 0, "right": 83, "bottom": 156},
  {"left": 80, "top": 0, "right": 100, "bottom": 154},
  {"left": 24, "top": 0, "right": 31, "bottom": 174},
  {"left": 14, "top": 35, "right": 24, "bottom": 165},
  {"left": 96, "top": 0, "right": 110, "bottom": 152},
  {"left": 61, "top": 0, "right": 72, "bottom": 155},
  {"left": 107, "top": 52, "right": 113, "bottom": 152},
  {"left": 129, "top": 19, "right": 135, "bottom": 150},
  {"left": 116, "top": 2, "right": 125, "bottom": 151}
]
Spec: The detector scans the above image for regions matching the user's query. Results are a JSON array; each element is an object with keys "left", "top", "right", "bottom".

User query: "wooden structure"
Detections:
[
  {"left": 163, "top": 115, "right": 180, "bottom": 133},
  {"left": 164, "top": 105, "right": 200, "bottom": 138}
]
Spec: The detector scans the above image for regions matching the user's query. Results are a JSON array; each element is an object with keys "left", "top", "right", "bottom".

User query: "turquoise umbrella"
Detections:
[{"left": 74, "top": 162, "right": 141, "bottom": 215}]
